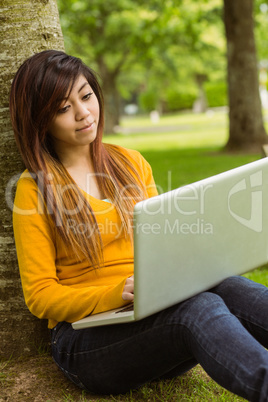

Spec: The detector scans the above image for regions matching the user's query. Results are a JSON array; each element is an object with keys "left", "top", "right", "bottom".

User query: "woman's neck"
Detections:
[
  {"left": 57, "top": 145, "right": 104, "bottom": 199},
  {"left": 57, "top": 145, "right": 93, "bottom": 171}
]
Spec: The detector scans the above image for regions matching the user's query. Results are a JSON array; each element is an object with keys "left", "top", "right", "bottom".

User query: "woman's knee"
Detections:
[
  {"left": 212, "top": 275, "right": 266, "bottom": 299},
  {"left": 178, "top": 291, "right": 227, "bottom": 325},
  {"left": 188, "top": 291, "right": 223, "bottom": 309},
  {"left": 217, "top": 275, "right": 251, "bottom": 290}
]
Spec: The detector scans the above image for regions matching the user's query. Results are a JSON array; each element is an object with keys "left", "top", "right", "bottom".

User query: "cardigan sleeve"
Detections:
[{"left": 13, "top": 175, "right": 130, "bottom": 328}]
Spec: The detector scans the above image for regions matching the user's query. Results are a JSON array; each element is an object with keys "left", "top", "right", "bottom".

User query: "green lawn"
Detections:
[{"left": 105, "top": 110, "right": 259, "bottom": 191}]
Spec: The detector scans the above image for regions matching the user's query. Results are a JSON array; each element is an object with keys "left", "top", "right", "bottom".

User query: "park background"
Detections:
[{"left": 0, "top": 0, "right": 268, "bottom": 400}]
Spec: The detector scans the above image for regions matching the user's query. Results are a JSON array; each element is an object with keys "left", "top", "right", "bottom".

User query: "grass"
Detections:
[
  {"left": 1, "top": 109, "right": 267, "bottom": 401},
  {"left": 105, "top": 110, "right": 259, "bottom": 191},
  {"left": 0, "top": 355, "right": 246, "bottom": 401},
  {"left": 244, "top": 265, "right": 268, "bottom": 286}
]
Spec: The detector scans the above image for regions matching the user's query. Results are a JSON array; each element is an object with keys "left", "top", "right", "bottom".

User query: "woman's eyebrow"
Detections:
[
  {"left": 59, "top": 82, "right": 90, "bottom": 102},
  {"left": 78, "top": 82, "right": 90, "bottom": 93}
]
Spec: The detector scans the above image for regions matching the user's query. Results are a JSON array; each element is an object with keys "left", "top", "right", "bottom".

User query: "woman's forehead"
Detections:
[{"left": 60, "top": 75, "right": 91, "bottom": 102}]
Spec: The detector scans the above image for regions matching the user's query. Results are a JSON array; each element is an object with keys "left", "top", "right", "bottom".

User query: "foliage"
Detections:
[
  {"left": 138, "top": 90, "right": 158, "bottom": 112},
  {"left": 254, "top": 1, "right": 268, "bottom": 62},
  {"left": 57, "top": 0, "right": 226, "bottom": 117},
  {"left": 165, "top": 89, "right": 197, "bottom": 111},
  {"left": 205, "top": 81, "right": 227, "bottom": 107},
  {"left": 57, "top": 0, "right": 268, "bottom": 145}
]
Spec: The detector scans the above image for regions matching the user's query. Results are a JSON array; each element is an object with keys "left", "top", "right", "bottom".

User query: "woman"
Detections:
[{"left": 10, "top": 50, "right": 268, "bottom": 400}]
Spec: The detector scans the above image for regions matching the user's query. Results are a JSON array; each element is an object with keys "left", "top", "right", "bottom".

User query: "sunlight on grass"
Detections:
[
  {"left": 104, "top": 109, "right": 260, "bottom": 190},
  {"left": 107, "top": 128, "right": 227, "bottom": 152},
  {"left": 107, "top": 110, "right": 228, "bottom": 151},
  {"left": 244, "top": 265, "right": 268, "bottom": 286},
  {"left": 119, "top": 109, "right": 228, "bottom": 129},
  {"left": 107, "top": 109, "right": 268, "bottom": 153}
]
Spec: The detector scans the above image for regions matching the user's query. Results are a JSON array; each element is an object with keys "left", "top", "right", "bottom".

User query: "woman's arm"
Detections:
[{"left": 13, "top": 175, "right": 130, "bottom": 327}]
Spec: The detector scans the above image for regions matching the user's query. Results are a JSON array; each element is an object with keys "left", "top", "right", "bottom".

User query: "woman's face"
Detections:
[{"left": 48, "top": 74, "right": 100, "bottom": 155}]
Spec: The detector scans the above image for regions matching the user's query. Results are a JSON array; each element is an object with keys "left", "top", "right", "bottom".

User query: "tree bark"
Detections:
[
  {"left": 97, "top": 58, "right": 121, "bottom": 134},
  {"left": 223, "top": 0, "right": 268, "bottom": 152},
  {"left": 102, "top": 77, "right": 121, "bottom": 134},
  {"left": 0, "top": 0, "right": 64, "bottom": 359}
]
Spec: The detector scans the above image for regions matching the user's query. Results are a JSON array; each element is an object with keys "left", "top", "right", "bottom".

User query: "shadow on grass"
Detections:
[{"left": 0, "top": 354, "right": 246, "bottom": 402}]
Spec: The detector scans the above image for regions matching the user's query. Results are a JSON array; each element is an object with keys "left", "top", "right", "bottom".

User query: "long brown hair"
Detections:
[{"left": 9, "top": 50, "right": 146, "bottom": 267}]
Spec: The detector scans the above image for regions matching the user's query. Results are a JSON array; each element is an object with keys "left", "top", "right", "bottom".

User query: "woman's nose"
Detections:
[{"left": 76, "top": 103, "right": 90, "bottom": 120}]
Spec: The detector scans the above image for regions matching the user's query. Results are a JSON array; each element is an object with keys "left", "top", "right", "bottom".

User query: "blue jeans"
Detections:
[{"left": 51, "top": 276, "right": 268, "bottom": 401}]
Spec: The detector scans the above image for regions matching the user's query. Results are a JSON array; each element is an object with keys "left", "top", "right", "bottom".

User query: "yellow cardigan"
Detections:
[{"left": 13, "top": 147, "right": 158, "bottom": 328}]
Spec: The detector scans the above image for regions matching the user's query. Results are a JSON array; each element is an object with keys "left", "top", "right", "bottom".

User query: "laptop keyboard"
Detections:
[{"left": 115, "top": 303, "right": 134, "bottom": 314}]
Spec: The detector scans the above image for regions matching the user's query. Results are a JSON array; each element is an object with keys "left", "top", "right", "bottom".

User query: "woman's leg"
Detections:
[
  {"left": 51, "top": 311, "right": 199, "bottom": 395},
  {"left": 51, "top": 281, "right": 268, "bottom": 400},
  {"left": 158, "top": 275, "right": 268, "bottom": 388},
  {"left": 178, "top": 289, "right": 268, "bottom": 402},
  {"left": 210, "top": 275, "right": 268, "bottom": 348}
]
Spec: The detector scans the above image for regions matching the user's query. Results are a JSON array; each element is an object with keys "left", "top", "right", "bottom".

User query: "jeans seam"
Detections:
[{"left": 231, "top": 311, "right": 267, "bottom": 333}]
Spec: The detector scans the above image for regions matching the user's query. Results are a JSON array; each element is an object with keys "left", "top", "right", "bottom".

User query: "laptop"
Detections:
[{"left": 72, "top": 157, "right": 268, "bottom": 329}]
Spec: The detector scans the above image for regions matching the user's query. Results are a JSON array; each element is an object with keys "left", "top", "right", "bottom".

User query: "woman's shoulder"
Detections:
[
  {"left": 14, "top": 169, "right": 42, "bottom": 210},
  {"left": 104, "top": 143, "right": 146, "bottom": 165},
  {"left": 16, "top": 169, "right": 38, "bottom": 190}
]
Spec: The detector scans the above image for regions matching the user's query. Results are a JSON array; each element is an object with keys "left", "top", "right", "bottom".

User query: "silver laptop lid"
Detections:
[{"left": 133, "top": 157, "right": 268, "bottom": 320}]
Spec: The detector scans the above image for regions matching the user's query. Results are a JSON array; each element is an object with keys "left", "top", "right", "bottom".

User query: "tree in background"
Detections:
[
  {"left": 58, "top": 0, "right": 268, "bottom": 150},
  {"left": 0, "top": 0, "right": 64, "bottom": 359},
  {"left": 135, "top": 0, "right": 225, "bottom": 114},
  {"left": 223, "top": 0, "right": 268, "bottom": 152},
  {"left": 57, "top": 0, "right": 188, "bottom": 133},
  {"left": 58, "top": 0, "right": 226, "bottom": 130}
]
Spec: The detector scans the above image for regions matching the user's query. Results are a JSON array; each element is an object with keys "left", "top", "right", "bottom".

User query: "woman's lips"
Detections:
[{"left": 76, "top": 122, "right": 94, "bottom": 132}]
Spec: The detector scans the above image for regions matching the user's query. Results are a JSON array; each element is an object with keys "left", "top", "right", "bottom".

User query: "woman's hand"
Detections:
[{"left": 122, "top": 275, "right": 134, "bottom": 301}]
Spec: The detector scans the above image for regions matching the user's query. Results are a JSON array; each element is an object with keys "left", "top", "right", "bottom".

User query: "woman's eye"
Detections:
[
  {"left": 58, "top": 105, "right": 70, "bottom": 114},
  {"left": 83, "top": 92, "right": 93, "bottom": 100}
]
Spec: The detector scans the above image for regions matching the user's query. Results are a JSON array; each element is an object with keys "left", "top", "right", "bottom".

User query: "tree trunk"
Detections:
[
  {"left": 223, "top": 0, "right": 268, "bottom": 152},
  {"left": 97, "top": 58, "right": 121, "bottom": 134},
  {"left": 0, "top": 0, "right": 64, "bottom": 359},
  {"left": 102, "top": 80, "right": 121, "bottom": 134}
]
